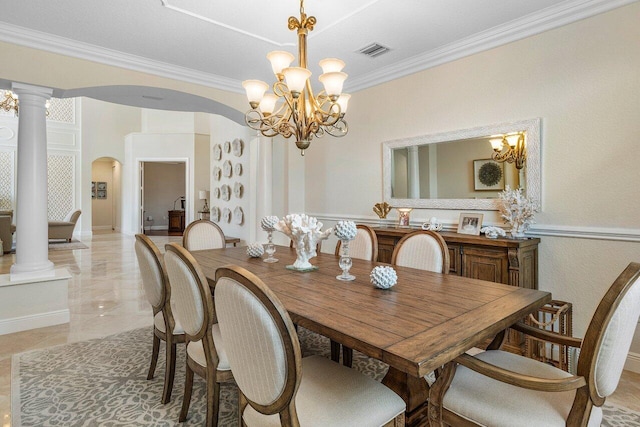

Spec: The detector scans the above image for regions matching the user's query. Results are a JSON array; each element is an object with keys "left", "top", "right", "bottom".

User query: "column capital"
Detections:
[{"left": 11, "top": 83, "right": 53, "bottom": 100}]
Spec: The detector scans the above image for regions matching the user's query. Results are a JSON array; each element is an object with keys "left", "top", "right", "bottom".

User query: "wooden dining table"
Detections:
[{"left": 191, "top": 245, "right": 551, "bottom": 427}]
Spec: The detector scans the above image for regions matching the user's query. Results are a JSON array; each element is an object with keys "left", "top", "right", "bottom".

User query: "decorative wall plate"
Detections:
[
  {"left": 210, "top": 206, "right": 220, "bottom": 222},
  {"left": 234, "top": 207, "right": 244, "bottom": 225},
  {"left": 213, "top": 187, "right": 220, "bottom": 199},
  {"left": 223, "top": 160, "right": 232, "bottom": 178},
  {"left": 220, "top": 184, "right": 231, "bottom": 201},
  {"left": 213, "top": 144, "right": 222, "bottom": 161},
  {"left": 222, "top": 207, "right": 231, "bottom": 223},
  {"left": 213, "top": 166, "right": 221, "bottom": 181},
  {"left": 224, "top": 140, "right": 231, "bottom": 153},
  {"left": 233, "top": 182, "right": 244, "bottom": 199},
  {"left": 232, "top": 138, "right": 244, "bottom": 157},
  {"left": 234, "top": 163, "right": 242, "bottom": 176}
]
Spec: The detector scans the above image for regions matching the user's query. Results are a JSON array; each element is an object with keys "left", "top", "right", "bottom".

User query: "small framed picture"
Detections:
[
  {"left": 97, "top": 182, "right": 107, "bottom": 191},
  {"left": 474, "top": 159, "right": 504, "bottom": 191},
  {"left": 91, "top": 181, "right": 96, "bottom": 199},
  {"left": 97, "top": 190, "right": 107, "bottom": 199},
  {"left": 457, "top": 213, "right": 483, "bottom": 235}
]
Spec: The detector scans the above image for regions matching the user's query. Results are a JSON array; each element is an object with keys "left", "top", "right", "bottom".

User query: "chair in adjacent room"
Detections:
[
  {"left": 0, "top": 210, "right": 15, "bottom": 253},
  {"left": 183, "top": 219, "right": 225, "bottom": 251},
  {"left": 391, "top": 229, "right": 449, "bottom": 273},
  {"left": 134, "top": 234, "right": 185, "bottom": 404},
  {"left": 48, "top": 209, "right": 81, "bottom": 242},
  {"left": 164, "top": 242, "right": 233, "bottom": 427},
  {"left": 333, "top": 224, "right": 378, "bottom": 367},
  {"left": 428, "top": 262, "right": 640, "bottom": 427},
  {"left": 213, "top": 264, "right": 407, "bottom": 427}
]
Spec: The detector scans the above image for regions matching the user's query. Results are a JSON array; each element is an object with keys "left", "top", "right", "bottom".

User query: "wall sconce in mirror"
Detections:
[{"left": 490, "top": 132, "right": 526, "bottom": 169}]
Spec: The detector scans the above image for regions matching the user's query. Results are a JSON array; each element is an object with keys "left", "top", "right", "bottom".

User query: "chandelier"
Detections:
[
  {"left": 0, "top": 91, "right": 19, "bottom": 115},
  {"left": 242, "top": 0, "right": 350, "bottom": 156},
  {"left": 490, "top": 132, "right": 526, "bottom": 170}
]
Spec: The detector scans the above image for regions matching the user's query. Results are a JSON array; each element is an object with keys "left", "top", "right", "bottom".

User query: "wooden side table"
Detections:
[
  {"left": 198, "top": 211, "right": 210, "bottom": 220},
  {"left": 168, "top": 210, "right": 185, "bottom": 233},
  {"left": 225, "top": 236, "right": 240, "bottom": 247}
]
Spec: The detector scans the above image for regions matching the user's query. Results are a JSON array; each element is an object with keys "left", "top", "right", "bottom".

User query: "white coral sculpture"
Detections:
[
  {"left": 498, "top": 186, "right": 539, "bottom": 237},
  {"left": 275, "top": 214, "right": 333, "bottom": 270}
]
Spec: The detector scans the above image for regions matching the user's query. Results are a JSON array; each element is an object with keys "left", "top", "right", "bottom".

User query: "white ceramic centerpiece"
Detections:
[
  {"left": 334, "top": 220, "right": 357, "bottom": 281},
  {"left": 275, "top": 214, "right": 333, "bottom": 271},
  {"left": 261, "top": 215, "right": 280, "bottom": 263}
]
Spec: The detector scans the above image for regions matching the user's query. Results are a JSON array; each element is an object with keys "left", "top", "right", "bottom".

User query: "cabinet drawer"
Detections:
[{"left": 461, "top": 246, "right": 509, "bottom": 284}]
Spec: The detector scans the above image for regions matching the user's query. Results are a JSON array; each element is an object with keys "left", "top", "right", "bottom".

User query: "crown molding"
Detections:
[
  {"left": 0, "top": 0, "right": 635, "bottom": 95},
  {"left": 346, "top": 0, "right": 637, "bottom": 92},
  {"left": 0, "top": 22, "right": 244, "bottom": 94}
]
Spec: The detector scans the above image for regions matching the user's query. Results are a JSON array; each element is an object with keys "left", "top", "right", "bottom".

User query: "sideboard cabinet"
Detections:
[
  {"left": 168, "top": 210, "right": 185, "bottom": 233},
  {"left": 373, "top": 227, "right": 540, "bottom": 353}
]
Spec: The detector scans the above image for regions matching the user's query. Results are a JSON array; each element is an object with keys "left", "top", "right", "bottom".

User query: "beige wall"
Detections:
[{"left": 304, "top": 3, "right": 640, "bottom": 347}]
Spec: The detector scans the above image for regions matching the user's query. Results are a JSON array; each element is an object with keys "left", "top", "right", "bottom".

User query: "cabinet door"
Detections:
[
  {"left": 377, "top": 235, "right": 399, "bottom": 264},
  {"left": 461, "top": 246, "right": 509, "bottom": 284}
]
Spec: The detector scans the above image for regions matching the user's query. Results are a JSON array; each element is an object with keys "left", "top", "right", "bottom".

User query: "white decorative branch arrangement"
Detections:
[
  {"left": 275, "top": 213, "right": 333, "bottom": 271},
  {"left": 498, "top": 186, "right": 539, "bottom": 238}
]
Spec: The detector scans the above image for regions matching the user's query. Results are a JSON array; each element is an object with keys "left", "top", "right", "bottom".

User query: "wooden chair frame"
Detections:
[
  {"left": 391, "top": 230, "right": 450, "bottom": 274},
  {"left": 135, "top": 234, "right": 185, "bottom": 404},
  {"left": 428, "top": 262, "right": 640, "bottom": 427},
  {"left": 215, "top": 266, "right": 304, "bottom": 426},
  {"left": 164, "top": 243, "right": 234, "bottom": 427},
  {"left": 183, "top": 219, "right": 226, "bottom": 251}
]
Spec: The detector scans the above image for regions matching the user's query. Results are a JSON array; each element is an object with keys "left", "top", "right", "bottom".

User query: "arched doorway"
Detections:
[{"left": 91, "top": 157, "right": 122, "bottom": 233}]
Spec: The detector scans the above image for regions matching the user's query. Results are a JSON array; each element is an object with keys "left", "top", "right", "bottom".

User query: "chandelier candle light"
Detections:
[
  {"left": 242, "top": 0, "right": 350, "bottom": 156},
  {"left": 261, "top": 215, "right": 280, "bottom": 263},
  {"left": 490, "top": 131, "right": 526, "bottom": 170},
  {"left": 334, "top": 220, "right": 357, "bottom": 281}
]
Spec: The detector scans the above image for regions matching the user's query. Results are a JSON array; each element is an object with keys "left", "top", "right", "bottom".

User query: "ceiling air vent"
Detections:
[{"left": 358, "top": 43, "right": 390, "bottom": 58}]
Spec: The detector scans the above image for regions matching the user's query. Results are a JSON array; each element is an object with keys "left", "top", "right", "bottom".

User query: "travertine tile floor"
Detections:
[{"left": 0, "top": 231, "right": 638, "bottom": 427}]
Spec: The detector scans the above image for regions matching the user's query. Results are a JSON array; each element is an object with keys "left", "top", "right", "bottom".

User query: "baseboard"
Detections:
[
  {"left": 91, "top": 225, "right": 113, "bottom": 231},
  {"left": 625, "top": 351, "right": 640, "bottom": 374},
  {"left": 0, "top": 309, "right": 70, "bottom": 335}
]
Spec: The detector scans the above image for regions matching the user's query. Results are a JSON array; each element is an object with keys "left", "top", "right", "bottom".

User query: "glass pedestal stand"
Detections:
[
  {"left": 263, "top": 230, "right": 278, "bottom": 263},
  {"left": 336, "top": 239, "right": 355, "bottom": 281}
]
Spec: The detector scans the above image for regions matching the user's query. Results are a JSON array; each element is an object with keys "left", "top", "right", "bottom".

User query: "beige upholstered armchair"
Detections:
[
  {"left": 48, "top": 209, "right": 81, "bottom": 242},
  {"left": 0, "top": 210, "right": 15, "bottom": 253}
]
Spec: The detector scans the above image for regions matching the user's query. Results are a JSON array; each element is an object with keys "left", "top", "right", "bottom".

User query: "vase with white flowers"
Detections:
[{"left": 498, "top": 186, "right": 539, "bottom": 238}]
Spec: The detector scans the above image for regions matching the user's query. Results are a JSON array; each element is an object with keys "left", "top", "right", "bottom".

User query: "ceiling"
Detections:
[{"left": 0, "top": 0, "right": 634, "bottom": 105}]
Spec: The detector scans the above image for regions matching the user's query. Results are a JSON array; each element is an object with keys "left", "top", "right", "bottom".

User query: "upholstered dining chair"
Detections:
[
  {"left": 213, "top": 265, "right": 407, "bottom": 427},
  {"left": 134, "top": 234, "right": 185, "bottom": 404},
  {"left": 333, "top": 224, "right": 379, "bottom": 367},
  {"left": 391, "top": 230, "right": 449, "bottom": 274},
  {"left": 163, "top": 242, "right": 233, "bottom": 427},
  {"left": 428, "top": 262, "right": 640, "bottom": 427},
  {"left": 334, "top": 224, "right": 379, "bottom": 262},
  {"left": 183, "top": 219, "right": 225, "bottom": 251}
]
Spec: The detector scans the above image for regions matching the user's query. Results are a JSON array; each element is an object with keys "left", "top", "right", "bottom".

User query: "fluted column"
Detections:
[
  {"left": 10, "top": 83, "right": 54, "bottom": 279},
  {"left": 407, "top": 145, "right": 420, "bottom": 199}
]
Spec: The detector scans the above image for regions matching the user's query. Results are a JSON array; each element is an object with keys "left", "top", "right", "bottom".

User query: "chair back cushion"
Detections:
[
  {"left": 393, "top": 231, "right": 447, "bottom": 273},
  {"left": 183, "top": 220, "right": 225, "bottom": 251},
  {"left": 215, "top": 276, "right": 288, "bottom": 406},
  {"left": 164, "top": 248, "right": 206, "bottom": 337},
  {"left": 134, "top": 235, "right": 164, "bottom": 309},
  {"left": 594, "top": 274, "right": 640, "bottom": 397},
  {"left": 349, "top": 227, "right": 376, "bottom": 261}
]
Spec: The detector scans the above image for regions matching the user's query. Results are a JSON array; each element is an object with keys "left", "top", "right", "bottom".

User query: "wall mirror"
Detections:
[{"left": 382, "top": 118, "right": 541, "bottom": 210}]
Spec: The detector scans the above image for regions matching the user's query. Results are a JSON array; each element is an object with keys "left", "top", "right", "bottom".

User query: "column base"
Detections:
[{"left": 10, "top": 260, "right": 55, "bottom": 281}]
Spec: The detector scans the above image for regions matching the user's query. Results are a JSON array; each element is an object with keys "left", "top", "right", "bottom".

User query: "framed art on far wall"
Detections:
[
  {"left": 96, "top": 182, "right": 107, "bottom": 199},
  {"left": 457, "top": 213, "right": 483, "bottom": 235},
  {"left": 91, "top": 181, "right": 96, "bottom": 199},
  {"left": 474, "top": 159, "right": 504, "bottom": 191}
]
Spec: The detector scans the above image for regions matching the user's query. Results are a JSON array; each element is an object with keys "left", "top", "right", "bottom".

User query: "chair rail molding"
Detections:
[{"left": 308, "top": 213, "right": 640, "bottom": 243}]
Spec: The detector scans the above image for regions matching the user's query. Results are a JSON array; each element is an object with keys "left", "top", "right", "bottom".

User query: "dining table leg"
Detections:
[{"left": 382, "top": 366, "right": 430, "bottom": 426}]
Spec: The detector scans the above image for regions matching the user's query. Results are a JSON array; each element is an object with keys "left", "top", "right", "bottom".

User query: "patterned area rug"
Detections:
[{"left": 12, "top": 327, "right": 640, "bottom": 426}]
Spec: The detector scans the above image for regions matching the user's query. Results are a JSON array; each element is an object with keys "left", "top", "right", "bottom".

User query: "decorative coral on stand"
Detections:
[
  {"left": 261, "top": 215, "right": 280, "bottom": 263},
  {"left": 334, "top": 220, "right": 357, "bottom": 281},
  {"left": 498, "top": 186, "right": 539, "bottom": 238},
  {"left": 275, "top": 214, "right": 333, "bottom": 271}
]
